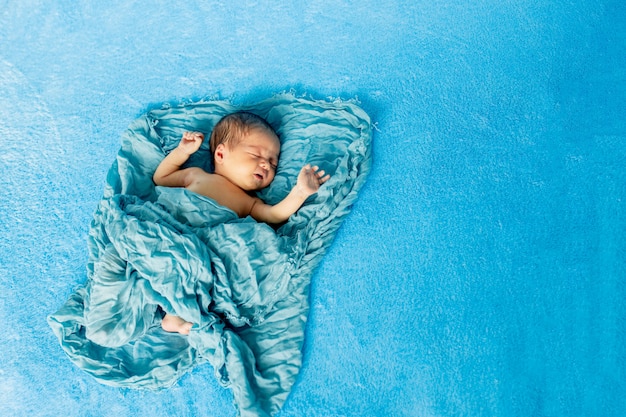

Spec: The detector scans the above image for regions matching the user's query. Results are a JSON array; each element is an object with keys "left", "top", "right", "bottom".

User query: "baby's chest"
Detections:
[{"left": 187, "top": 178, "right": 252, "bottom": 217}]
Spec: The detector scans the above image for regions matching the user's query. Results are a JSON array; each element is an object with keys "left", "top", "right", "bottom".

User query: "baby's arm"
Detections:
[
  {"left": 153, "top": 132, "right": 204, "bottom": 187},
  {"left": 250, "top": 164, "right": 330, "bottom": 224}
]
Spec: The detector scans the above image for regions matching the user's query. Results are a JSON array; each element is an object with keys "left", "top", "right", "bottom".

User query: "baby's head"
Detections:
[
  {"left": 211, "top": 112, "right": 281, "bottom": 191},
  {"left": 210, "top": 111, "right": 278, "bottom": 156}
]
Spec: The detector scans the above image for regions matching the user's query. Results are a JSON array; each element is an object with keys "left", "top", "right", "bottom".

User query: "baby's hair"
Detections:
[{"left": 209, "top": 111, "right": 278, "bottom": 156}]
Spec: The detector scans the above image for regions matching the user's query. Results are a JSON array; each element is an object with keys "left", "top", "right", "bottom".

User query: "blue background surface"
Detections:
[{"left": 0, "top": 1, "right": 624, "bottom": 416}]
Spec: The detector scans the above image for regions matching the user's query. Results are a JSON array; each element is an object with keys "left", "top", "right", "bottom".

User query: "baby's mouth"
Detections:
[{"left": 254, "top": 173, "right": 264, "bottom": 181}]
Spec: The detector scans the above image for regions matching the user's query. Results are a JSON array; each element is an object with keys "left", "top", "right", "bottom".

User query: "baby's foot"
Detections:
[{"left": 161, "top": 314, "right": 193, "bottom": 335}]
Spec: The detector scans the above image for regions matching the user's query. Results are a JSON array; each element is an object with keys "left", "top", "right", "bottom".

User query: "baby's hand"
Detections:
[
  {"left": 296, "top": 164, "right": 330, "bottom": 196},
  {"left": 178, "top": 131, "right": 204, "bottom": 155}
]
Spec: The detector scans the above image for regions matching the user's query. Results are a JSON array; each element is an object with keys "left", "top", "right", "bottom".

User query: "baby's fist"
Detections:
[{"left": 179, "top": 131, "right": 204, "bottom": 155}]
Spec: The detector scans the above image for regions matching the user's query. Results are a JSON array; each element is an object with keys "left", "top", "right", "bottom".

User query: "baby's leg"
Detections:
[{"left": 161, "top": 313, "right": 193, "bottom": 335}]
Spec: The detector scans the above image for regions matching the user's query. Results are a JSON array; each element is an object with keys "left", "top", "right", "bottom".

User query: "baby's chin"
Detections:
[
  {"left": 242, "top": 182, "right": 268, "bottom": 192},
  {"left": 249, "top": 177, "right": 273, "bottom": 191},
  {"left": 250, "top": 183, "right": 270, "bottom": 192}
]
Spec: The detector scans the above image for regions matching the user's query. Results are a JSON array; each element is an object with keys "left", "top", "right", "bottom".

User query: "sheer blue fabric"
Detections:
[{"left": 48, "top": 94, "right": 372, "bottom": 416}]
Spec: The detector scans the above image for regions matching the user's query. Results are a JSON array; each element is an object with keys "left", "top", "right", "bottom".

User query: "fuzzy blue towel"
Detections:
[{"left": 48, "top": 94, "right": 372, "bottom": 416}]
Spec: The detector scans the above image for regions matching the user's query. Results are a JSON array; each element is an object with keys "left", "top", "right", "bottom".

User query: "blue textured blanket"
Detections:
[{"left": 48, "top": 94, "right": 372, "bottom": 416}]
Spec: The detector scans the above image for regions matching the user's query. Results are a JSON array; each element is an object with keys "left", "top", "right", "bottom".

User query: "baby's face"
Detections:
[{"left": 218, "top": 128, "right": 280, "bottom": 191}]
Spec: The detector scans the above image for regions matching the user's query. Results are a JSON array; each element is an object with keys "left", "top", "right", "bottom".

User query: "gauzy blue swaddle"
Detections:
[{"left": 48, "top": 93, "right": 372, "bottom": 417}]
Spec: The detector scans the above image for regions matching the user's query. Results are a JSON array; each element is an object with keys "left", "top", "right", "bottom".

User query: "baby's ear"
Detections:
[{"left": 214, "top": 143, "right": 226, "bottom": 165}]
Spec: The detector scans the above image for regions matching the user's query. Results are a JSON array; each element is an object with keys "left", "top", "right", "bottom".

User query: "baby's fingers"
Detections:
[
  {"left": 183, "top": 131, "right": 204, "bottom": 140},
  {"left": 311, "top": 166, "right": 330, "bottom": 184},
  {"left": 315, "top": 169, "right": 329, "bottom": 182}
]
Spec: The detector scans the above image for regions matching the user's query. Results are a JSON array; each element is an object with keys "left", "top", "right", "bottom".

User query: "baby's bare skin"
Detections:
[
  {"left": 161, "top": 314, "right": 193, "bottom": 335},
  {"left": 154, "top": 131, "right": 328, "bottom": 221}
]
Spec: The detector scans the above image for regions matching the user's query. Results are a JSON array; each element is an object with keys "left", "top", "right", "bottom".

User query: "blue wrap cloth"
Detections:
[{"left": 48, "top": 93, "right": 372, "bottom": 416}]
